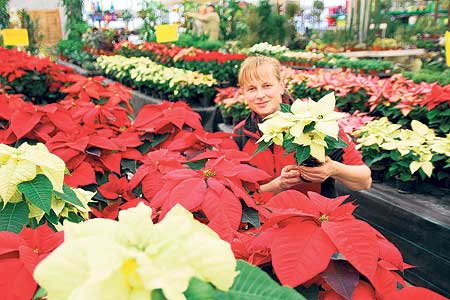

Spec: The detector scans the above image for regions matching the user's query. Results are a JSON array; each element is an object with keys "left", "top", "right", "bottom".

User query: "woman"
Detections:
[{"left": 233, "top": 56, "right": 371, "bottom": 197}]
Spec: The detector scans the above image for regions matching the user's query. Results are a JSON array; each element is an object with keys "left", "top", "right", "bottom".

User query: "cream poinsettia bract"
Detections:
[
  {"left": 257, "top": 92, "right": 345, "bottom": 163},
  {"left": 0, "top": 142, "right": 65, "bottom": 203},
  {"left": 34, "top": 203, "right": 238, "bottom": 300}
]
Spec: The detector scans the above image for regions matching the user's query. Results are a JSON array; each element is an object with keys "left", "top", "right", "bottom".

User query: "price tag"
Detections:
[
  {"left": 155, "top": 24, "right": 178, "bottom": 43},
  {"left": 446, "top": 31, "right": 450, "bottom": 67},
  {"left": 1, "top": 29, "right": 29, "bottom": 46}
]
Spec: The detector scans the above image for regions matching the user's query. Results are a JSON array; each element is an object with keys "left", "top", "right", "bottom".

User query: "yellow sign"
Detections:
[
  {"left": 1, "top": 29, "right": 29, "bottom": 46},
  {"left": 446, "top": 31, "right": 450, "bottom": 67},
  {"left": 155, "top": 24, "right": 178, "bottom": 43}
]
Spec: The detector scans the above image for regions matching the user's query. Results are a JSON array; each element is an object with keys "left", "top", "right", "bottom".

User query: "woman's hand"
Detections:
[
  {"left": 298, "top": 157, "right": 337, "bottom": 183},
  {"left": 299, "top": 157, "right": 372, "bottom": 191},
  {"left": 260, "top": 165, "right": 302, "bottom": 194}
]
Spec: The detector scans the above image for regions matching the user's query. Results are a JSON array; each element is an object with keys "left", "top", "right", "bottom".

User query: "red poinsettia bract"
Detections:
[
  {"left": 129, "top": 149, "right": 186, "bottom": 199},
  {"left": 0, "top": 224, "right": 63, "bottom": 300},
  {"left": 133, "top": 101, "right": 202, "bottom": 134},
  {"left": 151, "top": 156, "right": 271, "bottom": 242},
  {"left": 250, "top": 191, "right": 404, "bottom": 286}
]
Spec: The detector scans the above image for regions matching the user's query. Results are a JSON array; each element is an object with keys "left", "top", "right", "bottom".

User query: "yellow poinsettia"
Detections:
[
  {"left": 409, "top": 147, "right": 434, "bottom": 177},
  {"left": 34, "top": 203, "right": 238, "bottom": 300},
  {"left": 290, "top": 93, "right": 345, "bottom": 139},
  {"left": 431, "top": 134, "right": 450, "bottom": 156},
  {"left": 293, "top": 130, "right": 328, "bottom": 162},
  {"left": 257, "top": 112, "right": 295, "bottom": 146},
  {"left": 354, "top": 117, "right": 401, "bottom": 149},
  {"left": 0, "top": 143, "right": 65, "bottom": 203}
]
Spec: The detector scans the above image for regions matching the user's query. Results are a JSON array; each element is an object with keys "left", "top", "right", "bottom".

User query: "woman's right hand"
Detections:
[
  {"left": 260, "top": 165, "right": 302, "bottom": 194},
  {"left": 278, "top": 165, "right": 302, "bottom": 191}
]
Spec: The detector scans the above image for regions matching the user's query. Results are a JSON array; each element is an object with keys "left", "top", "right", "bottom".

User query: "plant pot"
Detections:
[
  {"left": 220, "top": 110, "right": 233, "bottom": 125},
  {"left": 395, "top": 176, "right": 418, "bottom": 194},
  {"left": 370, "top": 165, "right": 386, "bottom": 183},
  {"left": 198, "top": 95, "right": 212, "bottom": 107}
]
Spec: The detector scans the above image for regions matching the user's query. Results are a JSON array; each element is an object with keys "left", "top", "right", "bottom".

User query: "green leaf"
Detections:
[
  {"left": 45, "top": 209, "right": 59, "bottom": 225},
  {"left": 226, "top": 260, "right": 306, "bottom": 300},
  {"left": 282, "top": 137, "right": 297, "bottom": 154},
  {"left": 121, "top": 159, "right": 138, "bottom": 173},
  {"left": 280, "top": 103, "right": 291, "bottom": 113},
  {"left": 151, "top": 133, "right": 170, "bottom": 147},
  {"left": 151, "top": 289, "right": 166, "bottom": 300},
  {"left": 18, "top": 174, "right": 53, "bottom": 214},
  {"left": 67, "top": 211, "right": 84, "bottom": 223},
  {"left": 0, "top": 201, "right": 29, "bottom": 233},
  {"left": 186, "top": 159, "right": 207, "bottom": 170},
  {"left": 254, "top": 140, "right": 272, "bottom": 155},
  {"left": 33, "top": 287, "right": 47, "bottom": 300},
  {"left": 295, "top": 147, "right": 311, "bottom": 165},
  {"left": 241, "top": 206, "right": 260, "bottom": 228},
  {"left": 54, "top": 184, "right": 84, "bottom": 208},
  {"left": 184, "top": 277, "right": 217, "bottom": 300},
  {"left": 303, "top": 121, "right": 316, "bottom": 133}
]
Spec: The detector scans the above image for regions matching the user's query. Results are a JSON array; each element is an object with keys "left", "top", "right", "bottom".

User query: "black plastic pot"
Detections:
[
  {"left": 395, "top": 176, "right": 418, "bottom": 194},
  {"left": 370, "top": 165, "right": 386, "bottom": 183}
]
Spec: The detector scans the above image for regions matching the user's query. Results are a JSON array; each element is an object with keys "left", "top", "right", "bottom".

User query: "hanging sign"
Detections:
[
  {"left": 446, "top": 31, "right": 450, "bottom": 67},
  {"left": 155, "top": 24, "right": 178, "bottom": 43},
  {"left": 1, "top": 29, "right": 29, "bottom": 46}
]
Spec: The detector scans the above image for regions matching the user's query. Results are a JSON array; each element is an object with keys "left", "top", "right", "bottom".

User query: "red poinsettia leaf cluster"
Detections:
[
  {"left": 134, "top": 101, "right": 202, "bottom": 134},
  {"left": 165, "top": 129, "right": 238, "bottom": 159},
  {"left": 0, "top": 225, "right": 63, "bottom": 300},
  {"left": 129, "top": 149, "right": 186, "bottom": 199},
  {"left": 151, "top": 156, "right": 271, "bottom": 242},
  {"left": 231, "top": 190, "right": 437, "bottom": 300}
]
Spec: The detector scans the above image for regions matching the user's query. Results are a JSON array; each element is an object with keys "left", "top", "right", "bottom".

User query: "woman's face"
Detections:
[{"left": 241, "top": 67, "right": 284, "bottom": 118}]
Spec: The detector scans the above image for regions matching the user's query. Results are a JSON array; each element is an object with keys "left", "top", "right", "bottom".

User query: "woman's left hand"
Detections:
[{"left": 298, "top": 157, "right": 337, "bottom": 183}]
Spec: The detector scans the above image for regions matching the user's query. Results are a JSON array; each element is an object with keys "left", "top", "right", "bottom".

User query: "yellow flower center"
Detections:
[
  {"left": 203, "top": 169, "right": 216, "bottom": 178},
  {"left": 120, "top": 259, "right": 143, "bottom": 289},
  {"left": 319, "top": 214, "right": 329, "bottom": 223}
]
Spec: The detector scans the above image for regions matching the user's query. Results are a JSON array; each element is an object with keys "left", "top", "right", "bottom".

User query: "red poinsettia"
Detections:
[
  {"left": 0, "top": 224, "right": 63, "bottom": 300},
  {"left": 60, "top": 74, "right": 109, "bottom": 102},
  {"left": 241, "top": 191, "right": 404, "bottom": 287},
  {"left": 133, "top": 101, "right": 202, "bottom": 134},
  {"left": 165, "top": 129, "right": 238, "bottom": 159},
  {"left": 129, "top": 149, "right": 186, "bottom": 199},
  {"left": 151, "top": 156, "right": 271, "bottom": 242}
]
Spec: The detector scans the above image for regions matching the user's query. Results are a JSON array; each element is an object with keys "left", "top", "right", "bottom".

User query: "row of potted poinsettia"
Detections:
[
  {"left": 115, "top": 41, "right": 246, "bottom": 86},
  {"left": 283, "top": 68, "right": 450, "bottom": 136},
  {"left": 247, "top": 42, "right": 395, "bottom": 74},
  {"left": 354, "top": 117, "right": 450, "bottom": 191},
  {"left": 1, "top": 48, "right": 446, "bottom": 300},
  {"left": 96, "top": 55, "right": 218, "bottom": 107}
]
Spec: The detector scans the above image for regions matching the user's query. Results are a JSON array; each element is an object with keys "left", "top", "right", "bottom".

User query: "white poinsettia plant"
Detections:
[
  {"left": 0, "top": 143, "right": 93, "bottom": 232},
  {"left": 34, "top": 203, "right": 238, "bottom": 300},
  {"left": 255, "top": 92, "right": 347, "bottom": 165}
]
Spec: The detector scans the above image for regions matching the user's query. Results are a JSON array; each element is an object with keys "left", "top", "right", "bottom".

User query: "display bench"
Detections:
[
  {"left": 336, "top": 49, "right": 426, "bottom": 58},
  {"left": 337, "top": 182, "right": 450, "bottom": 297}
]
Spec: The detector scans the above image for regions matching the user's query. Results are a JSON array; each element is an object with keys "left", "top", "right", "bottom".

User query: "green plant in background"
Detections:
[
  {"left": 217, "top": 0, "right": 244, "bottom": 41},
  {"left": 121, "top": 9, "right": 133, "bottom": 32},
  {"left": 0, "top": 0, "right": 9, "bottom": 30},
  {"left": 240, "top": 0, "right": 290, "bottom": 47},
  {"left": 312, "top": 0, "right": 324, "bottom": 27},
  {"left": 175, "top": 33, "right": 223, "bottom": 50},
  {"left": 17, "top": 9, "right": 42, "bottom": 54},
  {"left": 61, "top": 0, "right": 85, "bottom": 40},
  {"left": 138, "top": 0, "right": 167, "bottom": 42}
]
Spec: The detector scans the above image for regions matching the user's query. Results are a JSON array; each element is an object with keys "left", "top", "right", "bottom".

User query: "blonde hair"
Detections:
[{"left": 238, "top": 56, "right": 282, "bottom": 87}]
